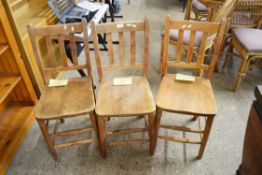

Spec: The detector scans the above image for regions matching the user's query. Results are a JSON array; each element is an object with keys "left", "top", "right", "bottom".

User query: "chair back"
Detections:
[
  {"left": 184, "top": 0, "right": 225, "bottom": 21},
  {"left": 231, "top": 0, "right": 262, "bottom": 28},
  {"left": 27, "top": 19, "right": 92, "bottom": 84},
  {"left": 212, "top": 0, "right": 237, "bottom": 22},
  {"left": 91, "top": 18, "right": 150, "bottom": 81},
  {"left": 48, "top": 0, "right": 74, "bottom": 20},
  {"left": 161, "top": 16, "right": 227, "bottom": 79}
]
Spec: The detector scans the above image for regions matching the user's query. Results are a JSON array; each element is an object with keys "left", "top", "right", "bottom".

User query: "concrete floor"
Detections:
[{"left": 7, "top": 0, "right": 262, "bottom": 174}]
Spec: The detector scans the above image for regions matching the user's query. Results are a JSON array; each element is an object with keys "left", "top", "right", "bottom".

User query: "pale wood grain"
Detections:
[
  {"left": 28, "top": 19, "right": 98, "bottom": 161},
  {"left": 96, "top": 76, "right": 155, "bottom": 116},
  {"left": 157, "top": 74, "right": 217, "bottom": 115},
  {"left": 35, "top": 77, "right": 95, "bottom": 119},
  {"left": 156, "top": 16, "right": 227, "bottom": 158},
  {"left": 91, "top": 18, "right": 150, "bottom": 80},
  {"left": 92, "top": 18, "right": 156, "bottom": 158}
]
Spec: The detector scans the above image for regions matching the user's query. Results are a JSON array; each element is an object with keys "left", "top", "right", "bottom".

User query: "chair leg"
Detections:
[
  {"left": 147, "top": 112, "right": 156, "bottom": 155},
  {"left": 37, "top": 119, "right": 58, "bottom": 161},
  {"left": 89, "top": 111, "right": 99, "bottom": 141},
  {"left": 234, "top": 57, "right": 248, "bottom": 91},
  {"left": 222, "top": 42, "right": 233, "bottom": 69},
  {"left": 97, "top": 117, "right": 107, "bottom": 158},
  {"left": 155, "top": 107, "right": 163, "bottom": 141},
  {"left": 198, "top": 116, "right": 214, "bottom": 159}
]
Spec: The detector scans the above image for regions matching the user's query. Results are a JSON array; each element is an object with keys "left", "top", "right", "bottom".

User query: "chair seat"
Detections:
[
  {"left": 192, "top": 0, "right": 208, "bottom": 11},
  {"left": 232, "top": 28, "right": 262, "bottom": 53},
  {"left": 156, "top": 74, "right": 217, "bottom": 115},
  {"left": 162, "top": 29, "right": 203, "bottom": 47},
  {"left": 95, "top": 76, "right": 155, "bottom": 116},
  {"left": 35, "top": 77, "right": 95, "bottom": 119}
]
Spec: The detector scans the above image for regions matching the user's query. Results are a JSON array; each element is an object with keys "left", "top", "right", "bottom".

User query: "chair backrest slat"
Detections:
[
  {"left": 91, "top": 18, "right": 150, "bottom": 81},
  {"left": 27, "top": 19, "right": 91, "bottom": 85},
  {"left": 57, "top": 34, "right": 68, "bottom": 66},
  {"left": 69, "top": 33, "right": 78, "bottom": 65},
  {"left": 130, "top": 31, "right": 136, "bottom": 65},
  {"left": 175, "top": 30, "right": 184, "bottom": 63},
  {"left": 119, "top": 32, "right": 125, "bottom": 64},
  {"left": 196, "top": 32, "right": 209, "bottom": 66},
  {"left": 107, "top": 33, "right": 114, "bottom": 65},
  {"left": 44, "top": 35, "right": 57, "bottom": 67},
  {"left": 143, "top": 18, "right": 149, "bottom": 76},
  {"left": 162, "top": 16, "right": 227, "bottom": 79},
  {"left": 185, "top": 31, "right": 196, "bottom": 63}
]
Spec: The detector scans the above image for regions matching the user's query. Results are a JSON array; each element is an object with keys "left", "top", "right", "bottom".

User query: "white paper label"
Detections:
[
  {"left": 113, "top": 77, "right": 133, "bottom": 85},
  {"left": 48, "top": 79, "right": 68, "bottom": 87},
  {"left": 175, "top": 73, "right": 195, "bottom": 82}
]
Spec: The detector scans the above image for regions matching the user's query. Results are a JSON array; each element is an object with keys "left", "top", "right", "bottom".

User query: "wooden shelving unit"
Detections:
[
  {"left": 0, "top": 75, "right": 21, "bottom": 103},
  {"left": 0, "top": 1, "right": 37, "bottom": 174},
  {"left": 3, "top": 0, "right": 58, "bottom": 96},
  {"left": 0, "top": 44, "right": 9, "bottom": 55}
]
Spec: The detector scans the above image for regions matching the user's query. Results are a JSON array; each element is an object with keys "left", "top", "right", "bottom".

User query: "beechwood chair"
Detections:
[
  {"left": 160, "top": 0, "right": 237, "bottom": 73},
  {"left": 91, "top": 18, "right": 156, "bottom": 158},
  {"left": 155, "top": 16, "right": 227, "bottom": 159},
  {"left": 27, "top": 19, "right": 98, "bottom": 161}
]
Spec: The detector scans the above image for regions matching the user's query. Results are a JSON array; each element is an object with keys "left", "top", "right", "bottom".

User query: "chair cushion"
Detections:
[
  {"left": 95, "top": 76, "right": 155, "bottom": 116},
  {"left": 192, "top": 0, "right": 208, "bottom": 11},
  {"left": 232, "top": 28, "right": 262, "bottom": 53},
  {"left": 162, "top": 29, "right": 203, "bottom": 47},
  {"left": 156, "top": 74, "right": 217, "bottom": 115},
  {"left": 35, "top": 77, "right": 95, "bottom": 119}
]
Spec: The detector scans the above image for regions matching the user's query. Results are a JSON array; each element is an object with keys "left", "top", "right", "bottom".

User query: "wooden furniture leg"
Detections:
[
  {"left": 89, "top": 112, "right": 99, "bottom": 141},
  {"left": 234, "top": 57, "right": 248, "bottom": 91},
  {"left": 38, "top": 120, "right": 58, "bottom": 161},
  {"left": 97, "top": 117, "right": 107, "bottom": 158},
  {"left": 147, "top": 113, "right": 156, "bottom": 155},
  {"left": 198, "top": 116, "right": 214, "bottom": 159},
  {"left": 155, "top": 107, "right": 163, "bottom": 138},
  {"left": 222, "top": 42, "right": 233, "bottom": 69}
]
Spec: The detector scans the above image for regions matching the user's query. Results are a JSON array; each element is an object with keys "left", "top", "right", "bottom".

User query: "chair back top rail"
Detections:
[
  {"left": 91, "top": 17, "right": 150, "bottom": 81},
  {"left": 161, "top": 16, "right": 227, "bottom": 79},
  {"left": 27, "top": 19, "right": 92, "bottom": 85}
]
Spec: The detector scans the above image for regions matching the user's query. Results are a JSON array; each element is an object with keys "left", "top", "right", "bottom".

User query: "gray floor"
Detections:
[{"left": 7, "top": 0, "right": 262, "bottom": 174}]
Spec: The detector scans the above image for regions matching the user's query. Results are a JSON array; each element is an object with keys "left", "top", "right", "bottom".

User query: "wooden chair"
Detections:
[
  {"left": 222, "top": 0, "right": 262, "bottom": 90},
  {"left": 27, "top": 19, "right": 98, "bottom": 161},
  {"left": 184, "top": 0, "right": 225, "bottom": 21},
  {"left": 230, "top": 0, "right": 262, "bottom": 28},
  {"left": 156, "top": 16, "right": 227, "bottom": 159},
  {"left": 160, "top": 0, "right": 236, "bottom": 72},
  {"left": 223, "top": 20, "right": 262, "bottom": 91},
  {"left": 91, "top": 18, "right": 156, "bottom": 158}
]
